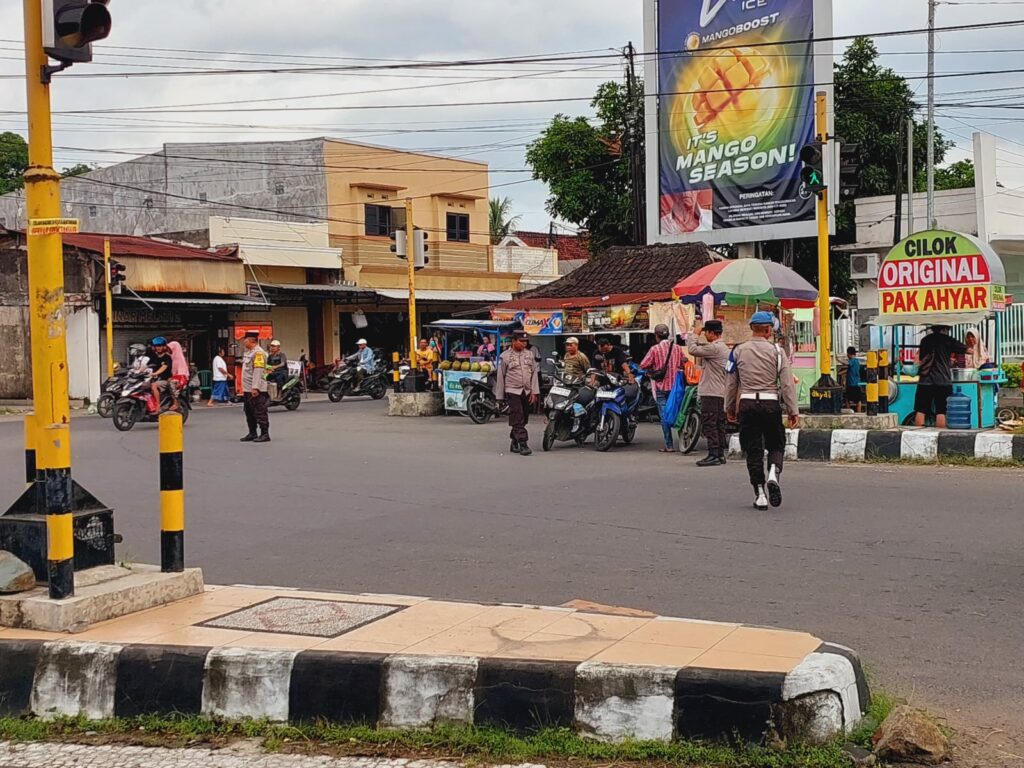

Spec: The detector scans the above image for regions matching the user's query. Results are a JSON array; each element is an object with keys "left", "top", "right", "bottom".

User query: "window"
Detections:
[
  {"left": 274, "top": 182, "right": 285, "bottom": 195},
  {"left": 198, "top": 192, "right": 207, "bottom": 203},
  {"left": 88, "top": 205, "right": 98, "bottom": 216},
  {"left": 446, "top": 212, "right": 470, "bottom": 242},
  {"left": 364, "top": 204, "right": 405, "bottom": 237}
]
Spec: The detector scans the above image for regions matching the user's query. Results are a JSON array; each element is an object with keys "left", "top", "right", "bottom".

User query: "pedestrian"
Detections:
[
  {"left": 687, "top": 318, "right": 730, "bottom": 466},
  {"left": 494, "top": 329, "right": 540, "bottom": 456},
  {"left": 914, "top": 325, "right": 967, "bottom": 428},
  {"left": 208, "top": 347, "right": 232, "bottom": 406},
  {"left": 239, "top": 330, "right": 270, "bottom": 443},
  {"left": 726, "top": 311, "right": 799, "bottom": 510},
  {"left": 844, "top": 347, "right": 864, "bottom": 413},
  {"left": 640, "top": 323, "right": 687, "bottom": 453}
]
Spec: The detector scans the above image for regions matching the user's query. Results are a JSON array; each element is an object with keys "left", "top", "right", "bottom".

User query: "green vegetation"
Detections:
[
  {"left": 848, "top": 690, "right": 898, "bottom": 748},
  {"left": 0, "top": 715, "right": 860, "bottom": 768},
  {"left": 1002, "top": 362, "right": 1022, "bottom": 390}
]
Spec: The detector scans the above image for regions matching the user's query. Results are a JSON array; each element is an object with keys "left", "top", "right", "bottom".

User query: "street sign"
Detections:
[{"left": 27, "top": 217, "right": 79, "bottom": 235}]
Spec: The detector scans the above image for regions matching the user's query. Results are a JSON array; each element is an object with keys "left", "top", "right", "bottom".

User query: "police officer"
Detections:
[
  {"left": 726, "top": 311, "right": 799, "bottom": 510},
  {"left": 239, "top": 330, "right": 271, "bottom": 443},
  {"left": 687, "top": 318, "right": 730, "bottom": 466},
  {"left": 494, "top": 330, "right": 540, "bottom": 456}
]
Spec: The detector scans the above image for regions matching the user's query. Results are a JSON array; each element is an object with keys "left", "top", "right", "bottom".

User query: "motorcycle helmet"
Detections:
[{"left": 151, "top": 336, "right": 167, "bottom": 346}]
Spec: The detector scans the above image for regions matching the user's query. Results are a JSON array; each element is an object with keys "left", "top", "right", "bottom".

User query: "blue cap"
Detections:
[
  {"left": 749, "top": 311, "right": 774, "bottom": 326},
  {"left": 151, "top": 336, "right": 167, "bottom": 346}
]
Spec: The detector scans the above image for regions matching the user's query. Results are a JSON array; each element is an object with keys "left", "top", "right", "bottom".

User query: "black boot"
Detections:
[
  {"left": 254, "top": 432, "right": 271, "bottom": 443},
  {"left": 240, "top": 433, "right": 256, "bottom": 442},
  {"left": 518, "top": 442, "right": 532, "bottom": 456},
  {"left": 696, "top": 453, "right": 720, "bottom": 467},
  {"left": 509, "top": 439, "right": 521, "bottom": 454}
]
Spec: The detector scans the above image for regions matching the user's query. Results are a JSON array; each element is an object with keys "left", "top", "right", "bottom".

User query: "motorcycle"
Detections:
[
  {"left": 326, "top": 351, "right": 389, "bottom": 402},
  {"left": 542, "top": 374, "right": 597, "bottom": 451},
  {"left": 591, "top": 368, "right": 644, "bottom": 452},
  {"left": 111, "top": 375, "right": 192, "bottom": 432},
  {"left": 632, "top": 361, "right": 659, "bottom": 423},
  {"left": 462, "top": 373, "right": 509, "bottom": 425},
  {"left": 675, "top": 382, "right": 703, "bottom": 455},
  {"left": 97, "top": 368, "right": 130, "bottom": 418},
  {"left": 267, "top": 372, "right": 303, "bottom": 411}
]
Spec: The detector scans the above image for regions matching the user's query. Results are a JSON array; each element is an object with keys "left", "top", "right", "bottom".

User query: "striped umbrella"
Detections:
[{"left": 672, "top": 259, "right": 819, "bottom": 308}]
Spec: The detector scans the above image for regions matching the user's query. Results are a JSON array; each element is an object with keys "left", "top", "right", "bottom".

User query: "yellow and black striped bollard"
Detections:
[
  {"left": 392, "top": 351, "right": 401, "bottom": 393},
  {"left": 159, "top": 412, "right": 185, "bottom": 573},
  {"left": 878, "top": 349, "right": 890, "bottom": 414},
  {"left": 24, "top": 414, "right": 36, "bottom": 486},
  {"left": 38, "top": 423, "right": 74, "bottom": 599},
  {"left": 865, "top": 350, "right": 879, "bottom": 416}
]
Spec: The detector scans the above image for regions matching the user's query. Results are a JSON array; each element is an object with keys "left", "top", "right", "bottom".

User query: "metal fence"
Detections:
[{"left": 1001, "top": 304, "right": 1024, "bottom": 360}]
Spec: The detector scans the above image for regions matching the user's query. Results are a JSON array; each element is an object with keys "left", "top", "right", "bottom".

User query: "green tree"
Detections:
[
  {"left": 61, "top": 163, "right": 96, "bottom": 178},
  {"left": 0, "top": 132, "right": 28, "bottom": 195},
  {"left": 927, "top": 159, "right": 975, "bottom": 191},
  {"left": 526, "top": 81, "right": 642, "bottom": 251},
  {"left": 488, "top": 196, "right": 521, "bottom": 244}
]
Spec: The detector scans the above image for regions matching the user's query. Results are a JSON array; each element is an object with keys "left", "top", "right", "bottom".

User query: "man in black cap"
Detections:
[
  {"left": 239, "top": 330, "right": 270, "bottom": 443},
  {"left": 494, "top": 330, "right": 540, "bottom": 455},
  {"left": 687, "top": 317, "right": 730, "bottom": 466}
]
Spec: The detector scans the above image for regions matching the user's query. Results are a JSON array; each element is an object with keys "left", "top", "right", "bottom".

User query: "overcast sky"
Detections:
[{"left": 1, "top": 0, "right": 1023, "bottom": 231}]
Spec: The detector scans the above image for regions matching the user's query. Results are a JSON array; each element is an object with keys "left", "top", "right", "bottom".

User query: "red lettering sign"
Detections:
[{"left": 878, "top": 255, "right": 989, "bottom": 289}]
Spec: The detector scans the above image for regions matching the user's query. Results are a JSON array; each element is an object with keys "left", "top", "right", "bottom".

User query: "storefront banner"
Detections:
[
  {"left": 584, "top": 304, "right": 651, "bottom": 333},
  {"left": 879, "top": 230, "right": 1006, "bottom": 317},
  {"left": 489, "top": 309, "right": 565, "bottom": 334}
]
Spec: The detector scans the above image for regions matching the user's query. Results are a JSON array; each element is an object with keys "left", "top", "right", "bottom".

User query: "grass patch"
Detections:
[
  {"left": 848, "top": 454, "right": 1024, "bottom": 469},
  {"left": 0, "top": 715, "right": 859, "bottom": 768},
  {"left": 847, "top": 690, "right": 898, "bottom": 748}
]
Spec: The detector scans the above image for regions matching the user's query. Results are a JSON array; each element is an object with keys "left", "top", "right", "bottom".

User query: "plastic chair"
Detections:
[{"left": 197, "top": 369, "right": 212, "bottom": 398}]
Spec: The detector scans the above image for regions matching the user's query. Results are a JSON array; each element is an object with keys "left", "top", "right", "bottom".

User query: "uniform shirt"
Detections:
[
  {"left": 687, "top": 333, "right": 730, "bottom": 398},
  {"left": 494, "top": 347, "right": 540, "bottom": 399},
  {"left": 562, "top": 351, "right": 590, "bottom": 382},
  {"left": 726, "top": 337, "right": 798, "bottom": 416},
  {"left": 241, "top": 344, "right": 268, "bottom": 393}
]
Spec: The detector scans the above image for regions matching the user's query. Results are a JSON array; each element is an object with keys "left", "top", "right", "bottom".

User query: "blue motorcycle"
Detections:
[{"left": 592, "top": 368, "right": 644, "bottom": 452}]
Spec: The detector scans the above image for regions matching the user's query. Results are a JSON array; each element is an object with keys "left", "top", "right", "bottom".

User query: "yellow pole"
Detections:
[
  {"left": 104, "top": 238, "right": 114, "bottom": 378},
  {"left": 23, "top": 0, "right": 74, "bottom": 598},
  {"left": 159, "top": 412, "right": 185, "bottom": 573},
  {"left": 815, "top": 91, "right": 833, "bottom": 381},
  {"left": 405, "top": 197, "right": 418, "bottom": 370}
]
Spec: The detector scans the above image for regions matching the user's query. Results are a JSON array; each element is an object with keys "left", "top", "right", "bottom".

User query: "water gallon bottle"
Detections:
[{"left": 946, "top": 387, "right": 972, "bottom": 430}]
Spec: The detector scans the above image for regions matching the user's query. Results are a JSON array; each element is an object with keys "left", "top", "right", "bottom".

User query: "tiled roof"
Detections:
[
  {"left": 61, "top": 232, "right": 239, "bottom": 262},
  {"left": 514, "top": 230, "right": 591, "bottom": 261},
  {"left": 508, "top": 242, "right": 715, "bottom": 304}
]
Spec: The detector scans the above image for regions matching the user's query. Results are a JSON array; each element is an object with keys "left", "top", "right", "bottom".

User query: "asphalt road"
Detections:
[{"left": 1, "top": 399, "right": 1022, "bottom": 743}]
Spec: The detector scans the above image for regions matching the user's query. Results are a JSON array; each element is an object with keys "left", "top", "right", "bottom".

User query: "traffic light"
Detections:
[
  {"left": 839, "top": 143, "right": 860, "bottom": 201},
  {"left": 108, "top": 259, "right": 126, "bottom": 292},
  {"left": 42, "top": 0, "right": 112, "bottom": 65},
  {"left": 413, "top": 229, "right": 429, "bottom": 270},
  {"left": 799, "top": 142, "right": 826, "bottom": 199},
  {"left": 390, "top": 228, "right": 407, "bottom": 259}
]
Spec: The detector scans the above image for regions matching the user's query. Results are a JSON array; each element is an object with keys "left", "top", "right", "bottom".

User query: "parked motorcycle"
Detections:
[
  {"left": 111, "top": 375, "right": 192, "bottom": 432},
  {"left": 462, "top": 374, "right": 508, "bottom": 425},
  {"left": 631, "top": 362, "right": 659, "bottom": 423},
  {"left": 591, "top": 368, "right": 644, "bottom": 452},
  {"left": 326, "top": 351, "right": 389, "bottom": 402},
  {"left": 542, "top": 375, "right": 596, "bottom": 451},
  {"left": 676, "top": 383, "right": 703, "bottom": 455}
]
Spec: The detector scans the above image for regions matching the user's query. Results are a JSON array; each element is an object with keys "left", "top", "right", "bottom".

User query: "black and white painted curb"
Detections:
[
  {"left": 0, "top": 638, "right": 867, "bottom": 745},
  {"left": 727, "top": 429, "right": 1024, "bottom": 463}
]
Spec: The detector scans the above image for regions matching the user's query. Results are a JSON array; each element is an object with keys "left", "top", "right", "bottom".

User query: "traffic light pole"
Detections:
[
  {"left": 405, "top": 197, "right": 418, "bottom": 370},
  {"left": 814, "top": 91, "right": 833, "bottom": 384},
  {"left": 21, "top": 0, "right": 75, "bottom": 598},
  {"left": 104, "top": 237, "right": 114, "bottom": 378}
]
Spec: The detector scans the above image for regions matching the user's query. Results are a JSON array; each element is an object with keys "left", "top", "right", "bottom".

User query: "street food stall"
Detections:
[
  {"left": 426, "top": 319, "right": 517, "bottom": 413},
  {"left": 871, "top": 229, "right": 1008, "bottom": 428}
]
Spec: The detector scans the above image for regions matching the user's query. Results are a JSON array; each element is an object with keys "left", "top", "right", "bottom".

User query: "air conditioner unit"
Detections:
[{"left": 850, "top": 253, "right": 879, "bottom": 281}]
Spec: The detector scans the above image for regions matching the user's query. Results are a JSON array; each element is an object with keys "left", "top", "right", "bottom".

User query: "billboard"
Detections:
[{"left": 644, "top": 0, "right": 833, "bottom": 246}]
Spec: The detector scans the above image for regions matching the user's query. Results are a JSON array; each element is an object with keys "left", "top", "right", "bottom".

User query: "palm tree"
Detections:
[{"left": 489, "top": 197, "right": 521, "bottom": 244}]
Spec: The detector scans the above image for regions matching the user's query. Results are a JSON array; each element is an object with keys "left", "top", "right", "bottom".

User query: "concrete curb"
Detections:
[
  {"left": 0, "top": 638, "right": 868, "bottom": 745},
  {"left": 728, "top": 429, "right": 1024, "bottom": 464}
]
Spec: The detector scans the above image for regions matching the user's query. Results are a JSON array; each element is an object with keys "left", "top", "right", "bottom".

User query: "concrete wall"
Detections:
[{"left": 492, "top": 239, "right": 558, "bottom": 288}]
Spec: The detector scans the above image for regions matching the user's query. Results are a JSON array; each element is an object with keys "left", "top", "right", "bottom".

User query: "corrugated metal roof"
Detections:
[
  {"left": 117, "top": 295, "right": 271, "bottom": 308},
  {"left": 59, "top": 232, "right": 239, "bottom": 262},
  {"left": 262, "top": 283, "right": 369, "bottom": 295},
  {"left": 376, "top": 289, "right": 512, "bottom": 303}
]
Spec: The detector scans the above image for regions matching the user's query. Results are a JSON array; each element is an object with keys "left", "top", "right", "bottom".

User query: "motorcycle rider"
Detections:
[
  {"left": 148, "top": 337, "right": 173, "bottom": 411},
  {"left": 353, "top": 338, "right": 376, "bottom": 386},
  {"left": 688, "top": 318, "right": 730, "bottom": 467},
  {"left": 596, "top": 337, "right": 633, "bottom": 383},
  {"left": 266, "top": 340, "right": 289, "bottom": 392},
  {"left": 240, "top": 330, "right": 271, "bottom": 443},
  {"left": 561, "top": 337, "right": 590, "bottom": 383}
]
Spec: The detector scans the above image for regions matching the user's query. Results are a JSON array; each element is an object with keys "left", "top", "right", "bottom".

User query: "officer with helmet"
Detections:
[{"left": 726, "top": 311, "right": 799, "bottom": 510}]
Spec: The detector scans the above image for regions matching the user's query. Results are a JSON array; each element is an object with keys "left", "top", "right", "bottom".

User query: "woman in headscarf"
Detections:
[
  {"left": 165, "top": 340, "right": 190, "bottom": 411},
  {"left": 963, "top": 328, "right": 992, "bottom": 370}
]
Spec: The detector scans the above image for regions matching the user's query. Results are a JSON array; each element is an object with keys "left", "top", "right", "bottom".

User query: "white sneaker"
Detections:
[
  {"left": 753, "top": 485, "right": 768, "bottom": 511},
  {"left": 767, "top": 465, "right": 782, "bottom": 508}
]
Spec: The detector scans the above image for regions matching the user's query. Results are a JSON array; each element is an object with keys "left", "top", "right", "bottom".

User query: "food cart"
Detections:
[
  {"left": 871, "top": 229, "right": 1008, "bottom": 428},
  {"left": 426, "top": 319, "right": 517, "bottom": 413}
]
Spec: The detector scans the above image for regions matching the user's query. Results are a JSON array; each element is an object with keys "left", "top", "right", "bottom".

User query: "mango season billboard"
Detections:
[
  {"left": 879, "top": 230, "right": 1007, "bottom": 318},
  {"left": 643, "top": 0, "right": 833, "bottom": 246}
]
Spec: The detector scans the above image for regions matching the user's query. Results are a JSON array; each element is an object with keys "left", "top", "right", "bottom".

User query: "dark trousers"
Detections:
[
  {"left": 506, "top": 391, "right": 531, "bottom": 445},
  {"left": 700, "top": 395, "right": 727, "bottom": 456},
  {"left": 244, "top": 392, "right": 270, "bottom": 435},
  {"left": 739, "top": 400, "right": 785, "bottom": 487}
]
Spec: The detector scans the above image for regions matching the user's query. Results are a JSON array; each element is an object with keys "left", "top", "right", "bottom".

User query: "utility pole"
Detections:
[
  {"left": 926, "top": 0, "right": 937, "bottom": 228},
  {"left": 405, "top": 198, "right": 418, "bottom": 372},
  {"left": 104, "top": 237, "right": 114, "bottom": 378},
  {"left": 624, "top": 42, "right": 645, "bottom": 246},
  {"left": 907, "top": 118, "right": 916, "bottom": 235}
]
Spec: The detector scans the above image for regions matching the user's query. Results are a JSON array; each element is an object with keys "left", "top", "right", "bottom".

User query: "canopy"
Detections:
[
  {"left": 672, "top": 259, "right": 819, "bottom": 308},
  {"left": 426, "top": 320, "right": 518, "bottom": 332}
]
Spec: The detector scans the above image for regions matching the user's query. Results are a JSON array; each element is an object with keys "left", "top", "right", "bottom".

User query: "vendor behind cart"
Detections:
[{"left": 914, "top": 325, "right": 968, "bottom": 428}]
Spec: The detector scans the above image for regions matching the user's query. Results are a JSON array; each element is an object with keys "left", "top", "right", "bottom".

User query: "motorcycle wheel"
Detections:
[
  {"left": 621, "top": 418, "right": 638, "bottom": 445},
  {"left": 368, "top": 379, "right": 387, "bottom": 400},
  {"left": 97, "top": 393, "right": 115, "bottom": 418},
  {"left": 328, "top": 382, "right": 345, "bottom": 403},
  {"left": 112, "top": 401, "right": 139, "bottom": 432},
  {"left": 284, "top": 391, "right": 301, "bottom": 411},
  {"left": 594, "top": 412, "right": 620, "bottom": 452},
  {"left": 542, "top": 420, "right": 557, "bottom": 452},
  {"left": 680, "top": 412, "right": 702, "bottom": 454},
  {"left": 466, "top": 392, "right": 493, "bottom": 425}
]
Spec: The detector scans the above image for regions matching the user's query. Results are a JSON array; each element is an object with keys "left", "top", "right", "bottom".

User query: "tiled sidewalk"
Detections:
[{"left": 0, "top": 585, "right": 821, "bottom": 674}]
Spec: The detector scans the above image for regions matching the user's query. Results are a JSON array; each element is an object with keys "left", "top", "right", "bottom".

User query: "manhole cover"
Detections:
[{"left": 200, "top": 597, "right": 404, "bottom": 638}]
